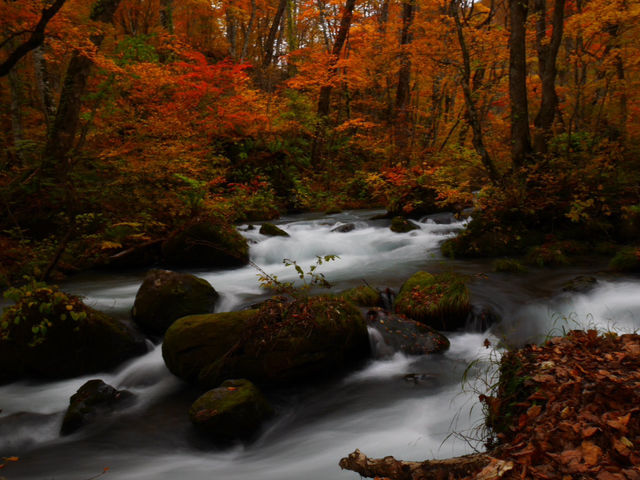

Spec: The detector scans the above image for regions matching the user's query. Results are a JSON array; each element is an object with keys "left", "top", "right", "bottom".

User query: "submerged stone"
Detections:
[
  {"left": 189, "top": 379, "right": 273, "bottom": 439},
  {"left": 259, "top": 223, "right": 289, "bottom": 237}
]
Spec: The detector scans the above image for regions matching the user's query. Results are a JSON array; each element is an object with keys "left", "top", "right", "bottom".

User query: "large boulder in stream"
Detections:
[
  {"left": 162, "top": 221, "right": 249, "bottom": 268},
  {"left": 394, "top": 271, "right": 471, "bottom": 331},
  {"left": 61, "top": 379, "right": 134, "bottom": 435},
  {"left": 259, "top": 223, "right": 289, "bottom": 237},
  {"left": 366, "top": 308, "right": 450, "bottom": 357},
  {"left": 189, "top": 379, "right": 273, "bottom": 439},
  {"left": 0, "top": 284, "right": 147, "bottom": 383},
  {"left": 390, "top": 216, "right": 419, "bottom": 233},
  {"left": 132, "top": 269, "right": 219, "bottom": 336},
  {"left": 338, "top": 285, "right": 382, "bottom": 307},
  {"left": 162, "top": 297, "right": 370, "bottom": 388}
]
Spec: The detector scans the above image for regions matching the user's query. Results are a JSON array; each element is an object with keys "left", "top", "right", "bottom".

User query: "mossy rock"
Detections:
[
  {"left": 390, "top": 216, "right": 419, "bottom": 233},
  {"left": 189, "top": 379, "right": 273, "bottom": 439},
  {"left": 0, "top": 285, "right": 147, "bottom": 382},
  {"left": 394, "top": 271, "right": 471, "bottom": 330},
  {"left": 162, "top": 297, "right": 370, "bottom": 388},
  {"left": 493, "top": 258, "right": 527, "bottom": 273},
  {"left": 367, "top": 309, "right": 449, "bottom": 356},
  {"left": 525, "top": 244, "right": 570, "bottom": 267},
  {"left": 609, "top": 246, "right": 640, "bottom": 272},
  {"left": 259, "top": 223, "right": 289, "bottom": 237},
  {"left": 61, "top": 379, "right": 134, "bottom": 435},
  {"left": 561, "top": 275, "right": 598, "bottom": 293},
  {"left": 132, "top": 269, "right": 219, "bottom": 336},
  {"left": 162, "top": 221, "right": 249, "bottom": 268},
  {"left": 338, "top": 285, "right": 381, "bottom": 307}
]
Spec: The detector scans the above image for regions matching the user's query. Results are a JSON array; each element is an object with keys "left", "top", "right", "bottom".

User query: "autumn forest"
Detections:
[
  {"left": 2, "top": 1, "right": 640, "bottom": 479},
  {"left": 1, "top": 0, "right": 639, "bottom": 283}
]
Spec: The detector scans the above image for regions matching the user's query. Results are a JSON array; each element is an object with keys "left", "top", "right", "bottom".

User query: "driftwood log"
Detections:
[{"left": 339, "top": 449, "right": 506, "bottom": 480}]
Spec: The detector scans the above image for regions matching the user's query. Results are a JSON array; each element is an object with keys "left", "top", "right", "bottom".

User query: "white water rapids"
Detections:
[{"left": 1, "top": 209, "right": 639, "bottom": 480}]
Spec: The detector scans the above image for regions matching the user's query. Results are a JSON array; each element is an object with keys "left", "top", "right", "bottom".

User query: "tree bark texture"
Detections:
[
  {"left": 316, "top": 0, "right": 357, "bottom": 118},
  {"left": 263, "top": 0, "right": 288, "bottom": 67},
  {"left": 532, "top": 0, "right": 565, "bottom": 154},
  {"left": 338, "top": 449, "right": 492, "bottom": 480},
  {"left": 508, "top": 0, "right": 531, "bottom": 168},
  {"left": 33, "top": 45, "right": 56, "bottom": 133},
  {"left": 0, "top": 0, "right": 67, "bottom": 77},
  {"left": 43, "top": 0, "right": 122, "bottom": 169},
  {"left": 451, "top": 1, "right": 500, "bottom": 185}
]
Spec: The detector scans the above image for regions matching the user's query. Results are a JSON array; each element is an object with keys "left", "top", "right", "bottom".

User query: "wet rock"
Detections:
[
  {"left": 0, "top": 285, "right": 147, "bottom": 382},
  {"left": 394, "top": 271, "right": 471, "bottom": 331},
  {"left": 132, "top": 269, "right": 219, "bottom": 336},
  {"left": 561, "top": 275, "right": 598, "bottom": 293},
  {"left": 259, "top": 223, "right": 289, "bottom": 237},
  {"left": 466, "top": 305, "right": 501, "bottom": 332},
  {"left": 390, "top": 216, "right": 419, "bottom": 233},
  {"left": 189, "top": 379, "right": 273, "bottom": 439},
  {"left": 162, "top": 221, "right": 249, "bottom": 268},
  {"left": 332, "top": 223, "right": 356, "bottom": 233},
  {"left": 366, "top": 308, "right": 449, "bottom": 356},
  {"left": 61, "top": 379, "right": 134, "bottom": 435},
  {"left": 162, "top": 297, "right": 370, "bottom": 388}
]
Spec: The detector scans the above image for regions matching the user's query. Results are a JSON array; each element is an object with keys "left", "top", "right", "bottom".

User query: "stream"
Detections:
[{"left": 1, "top": 209, "right": 640, "bottom": 480}]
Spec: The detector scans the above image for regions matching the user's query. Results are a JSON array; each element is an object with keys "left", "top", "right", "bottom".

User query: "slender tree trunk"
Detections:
[
  {"left": 8, "top": 67, "right": 24, "bottom": 160},
  {"left": 33, "top": 45, "right": 56, "bottom": 133},
  {"left": 226, "top": 2, "right": 238, "bottom": 59},
  {"left": 532, "top": 0, "right": 565, "bottom": 154},
  {"left": 42, "top": 0, "right": 122, "bottom": 172},
  {"left": 509, "top": 0, "right": 531, "bottom": 168},
  {"left": 160, "top": 0, "right": 174, "bottom": 33},
  {"left": 240, "top": 0, "right": 256, "bottom": 61},
  {"left": 615, "top": 54, "right": 627, "bottom": 140},
  {"left": 316, "top": 0, "right": 357, "bottom": 118},
  {"left": 395, "top": 0, "right": 414, "bottom": 115},
  {"left": 263, "top": 0, "right": 288, "bottom": 67},
  {"left": 451, "top": 0, "right": 500, "bottom": 184}
]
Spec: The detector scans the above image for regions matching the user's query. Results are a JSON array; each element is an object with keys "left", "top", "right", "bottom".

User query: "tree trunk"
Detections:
[
  {"left": 8, "top": 67, "right": 24, "bottom": 158},
  {"left": 451, "top": 0, "right": 500, "bottom": 185},
  {"left": 532, "top": 0, "right": 565, "bottom": 154},
  {"left": 160, "top": 0, "right": 174, "bottom": 33},
  {"left": 42, "top": 0, "right": 122, "bottom": 171},
  {"left": 226, "top": 1, "right": 238, "bottom": 59},
  {"left": 33, "top": 45, "right": 56, "bottom": 134},
  {"left": 0, "top": 0, "right": 67, "bottom": 77},
  {"left": 395, "top": 0, "right": 414, "bottom": 115},
  {"left": 508, "top": 0, "right": 531, "bottom": 168},
  {"left": 240, "top": 0, "right": 256, "bottom": 61},
  {"left": 316, "top": 0, "right": 357, "bottom": 118},
  {"left": 339, "top": 449, "right": 493, "bottom": 480},
  {"left": 263, "top": 0, "right": 288, "bottom": 67}
]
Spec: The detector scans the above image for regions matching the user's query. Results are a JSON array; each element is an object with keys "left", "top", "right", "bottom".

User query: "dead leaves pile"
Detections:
[{"left": 488, "top": 330, "right": 640, "bottom": 480}]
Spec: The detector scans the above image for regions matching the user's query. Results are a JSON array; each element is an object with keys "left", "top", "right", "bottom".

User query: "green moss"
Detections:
[
  {"left": 394, "top": 271, "right": 471, "bottom": 330},
  {"left": 390, "top": 216, "right": 419, "bottom": 233},
  {"left": 189, "top": 379, "right": 273, "bottom": 438},
  {"left": 259, "top": 223, "right": 289, "bottom": 237},
  {"left": 163, "top": 297, "right": 370, "bottom": 388},
  {"left": 609, "top": 246, "right": 640, "bottom": 272},
  {"left": 493, "top": 258, "right": 527, "bottom": 273},
  {"left": 338, "top": 285, "right": 381, "bottom": 307},
  {"left": 525, "top": 244, "right": 570, "bottom": 267}
]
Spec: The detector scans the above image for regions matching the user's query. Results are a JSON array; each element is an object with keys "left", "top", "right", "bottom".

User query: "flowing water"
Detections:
[{"left": 1, "top": 210, "right": 640, "bottom": 480}]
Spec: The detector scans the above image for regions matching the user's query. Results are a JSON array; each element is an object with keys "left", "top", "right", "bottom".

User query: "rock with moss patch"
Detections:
[
  {"left": 338, "top": 285, "right": 382, "bottom": 307},
  {"left": 162, "top": 221, "right": 249, "bottom": 268},
  {"left": 561, "top": 275, "right": 598, "bottom": 293},
  {"left": 366, "top": 309, "right": 449, "bottom": 356},
  {"left": 162, "top": 297, "right": 370, "bottom": 388},
  {"left": 0, "top": 285, "right": 147, "bottom": 383},
  {"left": 132, "top": 269, "right": 219, "bottom": 336},
  {"left": 390, "top": 216, "right": 419, "bottom": 233},
  {"left": 394, "top": 271, "right": 471, "bottom": 330},
  {"left": 609, "top": 246, "right": 640, "bottom": 272},
  {"left": 331, "top": 223, "right": 356, "bottom": 233},
  {"left": 189, "top": 379, "right": 273, "bottom": 439},
  {"left": 493, "top": 258, "right": 527, "bottom": 273},
  {"left": 259, "top": 223, "right": 289, "bottom": 237},
  {"left": 61, "top": 379, "right": 134, "bottom": 435}
]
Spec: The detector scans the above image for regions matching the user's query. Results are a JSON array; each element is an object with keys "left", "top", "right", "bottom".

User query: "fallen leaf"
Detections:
[
  {"left": 582, "top": 441, "right": 602, "bottom": 467},
  {"left": 582, "top": 426, "right": 599, "bottom": 438}
]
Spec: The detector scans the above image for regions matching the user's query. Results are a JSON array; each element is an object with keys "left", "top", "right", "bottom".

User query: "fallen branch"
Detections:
[{"left": 338, "top": 449, "right": 492, "bottom": 480}]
